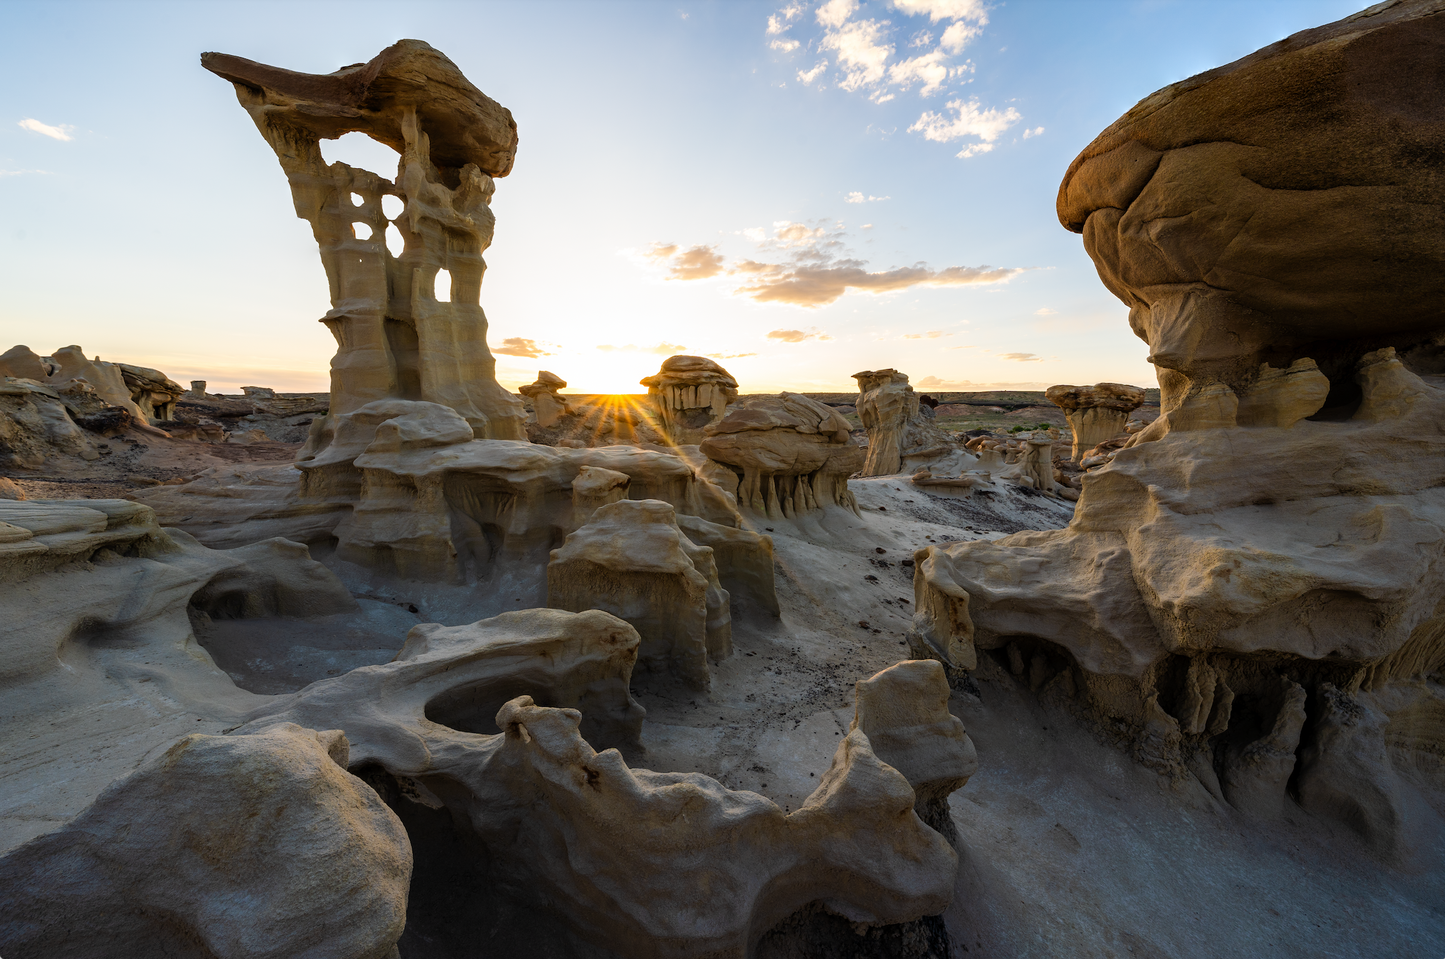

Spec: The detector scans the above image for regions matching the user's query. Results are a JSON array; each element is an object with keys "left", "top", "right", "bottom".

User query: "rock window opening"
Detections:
[
  {"left": 350, "top": 192, "right": 365, "bottom": 208},
  {"left": 381, "top": 195, "right": 404, "bottom": 220},
  {"left": 435, "top": 268, "right": 452, "bottom": 303},
  {"left": 385, "top": 223, "right": 404, "bottom": 258},
  {"left": 352, "top": 221, "right": 374, "bottom": 241},
  {"left": 319, "top": 130, "right": 401, "bottom": 177}
]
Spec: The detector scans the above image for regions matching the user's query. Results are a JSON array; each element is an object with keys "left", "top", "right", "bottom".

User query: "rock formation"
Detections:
[
  {"left": 202, "top": 40, "right": 526, "bottom": 453},
  {"left": 548, "top": 499, "right": 730, "bottom": 690},
  {"left": 0, "top": 725, "right": 411, "bottom": 959},
  {"left": 641, "top": 354, "right": 739, "bottom": 445},
  {"left": 1056, "top": 0, "right": 1445, "bottom": 403},
  {"left": 700, "top": 393, "right": 862, "bottom": 519},
  {"left": 1045, "top": 382, "right": 1146, "bottom": 463},
  {"left": 118, "top": 363, "right": 185, "bottom": 422},
  {"left": 913, "top": 0, "right": 1445, "bottom": 856},
  {"left": 853, "top": 369, "right": 960, "bottom": 476},
  {"left": 519, "top": 370, "right": 569, "bottom": 428},
  {"left": 240, "top": 638, "right": 970, "bottom": 958}
]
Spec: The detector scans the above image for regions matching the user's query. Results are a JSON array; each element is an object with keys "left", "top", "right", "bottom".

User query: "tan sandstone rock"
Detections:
[
  {"left": 853, "top": 369, "right": 964, "bottom": 476},
  {"left": 909, "top": 1, "right": 1445, "bottom": 855},
  {"left": 0, "top": 725, "right": 411, "bottom": 959},
  {"left": 520, "top": 370, "right": 570, "bottom": 428},
  {"left": 1057, "top": 0, "right": 1445, "bottom": 395},
  {"left": 700, "top": 393, "right": 862, "bottom": 519},
  {"left": 1045, "top": 382, "right": 1146, "bottom": 463},
  {"left": 203, "top": 41, "right": 525, "bottom": 450},
  {"left": 641, "top": 354, "right": 739, "bottom": 445},
  {"left": 547, "top": 498, "right": 730, "bottom": 690}
]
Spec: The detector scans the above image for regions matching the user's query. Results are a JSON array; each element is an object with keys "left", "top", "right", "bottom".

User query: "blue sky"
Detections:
[{"left": 1, "top": 0, "right": 1363, "bottom": 394}]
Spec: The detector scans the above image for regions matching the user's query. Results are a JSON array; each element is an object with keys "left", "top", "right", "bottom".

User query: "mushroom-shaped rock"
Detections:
[
  {"left": 1045, "top": 382, "right": 1146, "bottom": 462},
  {"left": 852, "top": 369, "right": 962, "bottom": 476},
  {"left": 547, "top": 498, "right": 730, "bottom": 690},
  {"left": 641, "top": 354, "right": 740, "bottom": 444},
  {"left": 1057, "top": 0, "right": 1445, "bottom": 391},
  {"left": 700, "top": 393, "right": 862, "bottom": 519},
  {"left": 520, "top": 370, "right": 570, "bottom": 428},
  {"left": 203, "top": 41, "right": 525, "bottom": 454},
  {"left": 118, "top": 363, "right": 185, "bottom": 422}
]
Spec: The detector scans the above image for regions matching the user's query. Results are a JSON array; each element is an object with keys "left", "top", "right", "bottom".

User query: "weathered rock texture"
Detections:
[
  {"left": 1057, "top": 0, "right": 1445, "bottom": 402},
  {"left": 241, "top": 633, "right": 966, "bottom": 959},
  {"left": 913, "top": 0, "right": 1445, "bottom": 858},
  {"left": 203, "top": 41, "right": 526, "bottom": 454},
  {"left": 1045, "top": 382, "right": 1147, "bottom": 463},
  {"left": 700, "top": 393, "right": 862, "bottom": 519},
  {"left": 853, "top": 369, "right": 960, "bottom": 476},
  {"left": 641, "top": 354, "right": 739, "bottom": 445},
  {"left": 520, "top": 370, "right": 569, "bottom": 428},
  {"left": 548, "top": 499, "right": 730, "bottom": 690},
  {"left": 0, "top": 725, "right": 411, "bottom": 959}
]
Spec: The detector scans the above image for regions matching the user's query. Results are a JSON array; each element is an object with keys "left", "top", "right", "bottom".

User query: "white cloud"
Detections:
[
  {"left": 740, "top": 227, "right": 767, "bottom": 242},
  {"left": 891, "top": 0, "right": 987, "bottom": 22},
  {"left": 888, "top": 49, "right": 950, "bottom": 95},
  {"left": 904, "top": 330, "right": 953, "bottom": 339},
  {"left": 844, "top": 192, "right": 890, "bottom": 203},
  {"left": 910, "top": 98, "right": 1020, "bottom": 158},
  {"left": 939, "top": 19, "right": 984, "bottom": 53},
  {"left": 1034, "top": 307, "right": 1057, "bottom": 315},
  {"left": 816, "top": 0, "right": 859, "bottom": 29},
  {"left": 770, "top": 38, "right": 801, "bottom": 52},
  {"left": 1022, "top": 126, "right": 1045, "bottom": 138},
  {"left": 821, "top": 19, "right": 894, "bottom": 91},
  {"left": 0, "top": 168, "right": 52, "bottom": 177},
  {"left": 997, "top": 352, "right": 1042, "bottom": 362},
  {"left": 798, "top": 61, "right": 828, "bottom": 84},
  {"left": 18, "top": 118, "right": 73, "bottom": 142}
]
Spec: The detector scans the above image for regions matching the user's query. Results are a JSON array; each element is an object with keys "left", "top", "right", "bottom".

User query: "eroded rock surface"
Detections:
[
  {"left": 0, "top": 725, "right": 411, "bottom": 959},
  {"left": 912, "top": 0, "right": 1445, "bottom": 858},
  {"left": 642, "top": 354, "right": 739, "bottom": 445},
  {"left": 203, "top": 41, "right": 525, "bottom": 451},
  {"left": 700, "top": 393, "right": 862, "bottom": 519},
  {"left": 1045, "top": 382, "right": 1146, "bottom": 463}
]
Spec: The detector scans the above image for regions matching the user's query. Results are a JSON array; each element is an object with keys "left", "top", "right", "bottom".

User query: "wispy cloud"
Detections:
[
  {"left": 645, "top": 219, "right": 1027, "bottom": 308},
  {"left": 708, "top": 352, "right": 760, "bottom": 359},
  {"left": 18, "top": 118, "right": 73, "bottom": 142},
  {"left": 494, "top": 337, "right": 553, "bottom": 358},
  {"left": 904, "top": 330, "right": 952, "bottom": 339},
  {"left": 0, "top": 168, "right": 53, "bottom": 177},
  {"left": 997, "top": 352, "right": 1042, "bottom": 362},
  {"left": 1022, "top": 126, "right": 1044, "bottom": 139},
  {"left": 909, "top": 98, "right": 1021, "bottom": 158},
  {"left": 646, "top": 242, "right": 726, "bottom": 280},
  {"left": 1034, "top": 307, "right": 1057, "bottom": 315},
  {"left": 844, "top": 192, "right": 890, "bottom": 204},
  {"left": 916, "top": 375, "right": 1053, "bottom": 390},
  {"left": 768, "top": 329, "right": 833, "bottom": 343}
]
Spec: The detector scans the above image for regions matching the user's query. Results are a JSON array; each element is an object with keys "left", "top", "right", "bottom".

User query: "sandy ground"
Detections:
[{"left": 2, "top": 432, "right": 1441, "bottom": 957}]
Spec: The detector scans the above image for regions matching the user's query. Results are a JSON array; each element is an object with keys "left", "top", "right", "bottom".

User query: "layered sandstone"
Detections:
[
  {"left": 700, "top": 393, "right": 862, "bottom": 519},
  {"left": 203, "top": 41, "right": 525, "bottom": 451},
  {"left": 641, "top": 354, "right": 739, "bottom": 445},
  {"left": 913, "top": 0, "right": 1445, "bottom": 858},
  {"left": 1045, "top": 382, "right": 1146, "bottom": 463}
]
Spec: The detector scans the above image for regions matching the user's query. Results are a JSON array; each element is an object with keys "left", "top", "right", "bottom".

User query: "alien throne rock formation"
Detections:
[
  {"left": 202, "top": 41, "right": 526, "bottom": 450},
  {"left": 912, "top": 0, "right": 1445, "bottom": 858}
]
